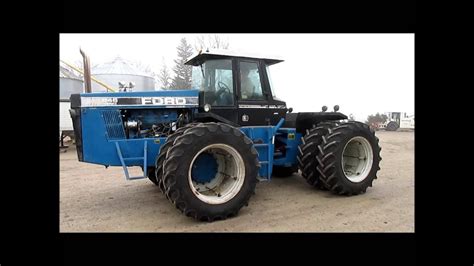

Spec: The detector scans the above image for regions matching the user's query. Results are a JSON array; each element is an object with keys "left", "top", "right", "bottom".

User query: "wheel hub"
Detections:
[
  {"left": 188, "top": 144, "right": 245, "bottom": 205},
  {"left": 342, "top": 136, "right": 374, "bottom": 183},
  {"left": 191, "top": 153, "right": 218, "bottom": 184}
]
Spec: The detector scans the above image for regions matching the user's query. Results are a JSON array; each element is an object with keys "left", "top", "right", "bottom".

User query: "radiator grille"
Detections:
[{"left": 102, "top": 110, "right": 125, "bottom": 139}]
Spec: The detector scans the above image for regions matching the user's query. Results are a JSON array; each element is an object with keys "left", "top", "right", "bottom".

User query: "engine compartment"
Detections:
[{"left": 120, "top": 109, "right": 190, "bottom": 139}]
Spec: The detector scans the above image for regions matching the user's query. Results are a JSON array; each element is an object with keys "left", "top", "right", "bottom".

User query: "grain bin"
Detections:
[{"left": 91, "top": 56, "right": 155, "bottom": 91}]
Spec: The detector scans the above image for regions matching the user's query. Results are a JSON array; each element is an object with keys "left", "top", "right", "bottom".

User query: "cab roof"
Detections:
[{"left": 185, "top": 48, "right": 284, "bottom": 66}]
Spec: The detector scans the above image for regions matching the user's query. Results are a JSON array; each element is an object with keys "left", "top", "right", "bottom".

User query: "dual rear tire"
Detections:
[{"left": 297, "top": 121, "right": 381, "bottom": 195}]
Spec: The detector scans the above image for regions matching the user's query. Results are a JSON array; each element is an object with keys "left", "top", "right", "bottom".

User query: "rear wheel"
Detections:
[
  {"left": 297, "top": 122, "right": 339, "bottom": 189},
  {"left": 162, "top": 123, "right": 259, "bottom": 222},
  {"left": 316, "top": 121, "right": 382, "bottom": 195}
]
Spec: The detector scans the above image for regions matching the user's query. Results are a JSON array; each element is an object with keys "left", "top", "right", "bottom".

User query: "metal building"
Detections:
[
  {"left": 60, "top": 65, "right": 83, "bottom": 133},
  {"left": 91, "top": 56, "right": 155, "bottom": 92}
]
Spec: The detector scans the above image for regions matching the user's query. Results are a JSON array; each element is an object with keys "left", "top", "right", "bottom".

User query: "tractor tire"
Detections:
[
  {"left": 297, "top": 122, "right": 339, "bottom": 190},
  {"left": 154, "top": 123, "right": 200, "bottom": 193},
  {"left": 316, "top": 121, "right": 382, "bottom": 195},
  {"left": 272, "top": 165, "right": 297, "bottom": 178},
  {"left": 386, "top": 121, "right": 399, "bottom": 131},
  {"left": 147, "top": 167, "right": 158, "bottom": 185},
  {"left": 162, "top": 122, "right": 259, "bottom": 222}
]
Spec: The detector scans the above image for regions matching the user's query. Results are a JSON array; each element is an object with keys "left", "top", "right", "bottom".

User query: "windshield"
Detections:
[{"left": 192, "top": 59, "right": 234, "bottom": 106}]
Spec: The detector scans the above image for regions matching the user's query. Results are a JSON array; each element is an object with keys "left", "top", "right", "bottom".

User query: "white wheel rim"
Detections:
[
  {"left": 188, "top": 144, "right": 245, "bottom": 205},
  {"left": 341, "top": 136, "right": 373, "bottom": 183}
]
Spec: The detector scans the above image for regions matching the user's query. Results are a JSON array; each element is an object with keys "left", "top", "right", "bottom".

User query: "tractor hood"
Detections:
[{"left": 70, "top": 90, "right": 199, "bottom": 109}]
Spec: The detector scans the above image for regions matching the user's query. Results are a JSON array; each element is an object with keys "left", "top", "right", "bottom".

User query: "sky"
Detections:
[{"left": 60, "top": 34, "right": 414, "bottom": 121}]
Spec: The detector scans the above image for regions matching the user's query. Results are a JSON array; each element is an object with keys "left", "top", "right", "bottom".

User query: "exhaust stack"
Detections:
[{"left": 80, "top": 48, "right": 92, "bottom": 93}]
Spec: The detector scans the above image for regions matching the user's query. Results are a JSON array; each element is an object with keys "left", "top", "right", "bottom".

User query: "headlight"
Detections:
[
  {"left": 322, "top": 105, "right": 328, "bottom": 112},
  {"left": 334, "top": 105, "right": 340, "bottom": 112},
  {"left": 204, "top": 104, "right": 211, "bottom": 112}
]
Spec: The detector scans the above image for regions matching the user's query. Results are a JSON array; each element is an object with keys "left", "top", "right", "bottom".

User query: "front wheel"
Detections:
[
  {"left": 162, "top": 123, "right": 259, "bottom": 222},
  {"left": 154, "top": 123, "right": 200, "bottom": 192}
]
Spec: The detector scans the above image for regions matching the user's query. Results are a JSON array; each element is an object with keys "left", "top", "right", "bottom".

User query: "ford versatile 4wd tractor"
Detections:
[{"left": 70, "top": 49, "right": 381, "bottom": 222}]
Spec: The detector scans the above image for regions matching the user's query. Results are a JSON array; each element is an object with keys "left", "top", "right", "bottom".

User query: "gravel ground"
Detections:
[{"left": 60, "top": 130, "right": 414, "bottom": 232}]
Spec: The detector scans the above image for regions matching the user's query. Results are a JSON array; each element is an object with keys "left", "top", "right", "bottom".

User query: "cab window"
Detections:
[
  {"left": 239, "top": 61, "right": 264, "bottom": 100},
  {"left": 192, "top": 59, "right": 234, "bottom": 106}
]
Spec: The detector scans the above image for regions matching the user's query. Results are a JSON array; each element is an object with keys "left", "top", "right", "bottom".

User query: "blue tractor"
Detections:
[{"left": 70, "top": 49, "right": 381, "bottom": 222}]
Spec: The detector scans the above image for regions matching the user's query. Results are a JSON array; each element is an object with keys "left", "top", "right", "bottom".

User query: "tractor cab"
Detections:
[{"left": 186, "top": 49, "right": 288, "bottom": 126}]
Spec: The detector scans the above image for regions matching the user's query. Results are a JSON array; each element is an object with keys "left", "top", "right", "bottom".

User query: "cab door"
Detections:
[
  {"left": 203, "top": 58, "right": 239, "bottom": 124},
  {"left": 237, "top": 60, "right": 281, "bottom": 126}
]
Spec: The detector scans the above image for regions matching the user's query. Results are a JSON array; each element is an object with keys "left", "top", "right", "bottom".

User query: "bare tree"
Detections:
[
  {"left": 157, "top": 57, "right": 172, "bottom": 90},
  {"left": 131, "top": 60, "right": 154, "bottom": 76},
  {"left": 194, "top": 34, "right": 230, "bottom": 52}
]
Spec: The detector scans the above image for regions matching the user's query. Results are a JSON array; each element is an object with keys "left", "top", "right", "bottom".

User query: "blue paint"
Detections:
[
  {"left": 273, "top": 128, "right": 302, "bottom": 167},
  {"left": 191, "top": 153, "right": 218, "bottom": 183},
  {"left": 115, "top": 141, "right": 149, "bottom": 180},
  {"left": 81, "top": 107, "right": 164, "bottom": 166},
  {"left": 240, "top": 125, "right": 276, "bottom": 180}
]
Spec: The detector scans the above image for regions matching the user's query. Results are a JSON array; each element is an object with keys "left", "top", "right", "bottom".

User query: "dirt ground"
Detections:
[{"left": 60, "top": 131, "right": 414, "bottom": 232}]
